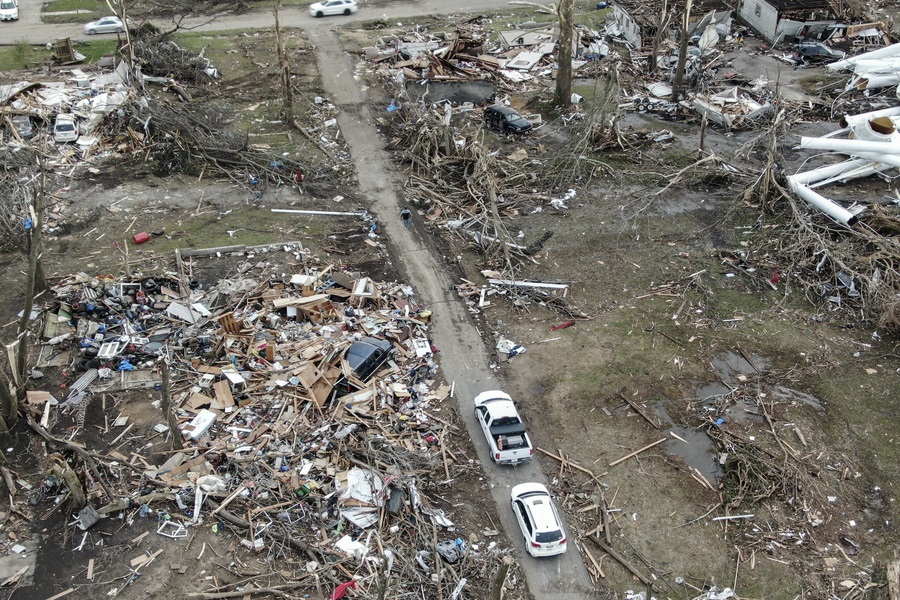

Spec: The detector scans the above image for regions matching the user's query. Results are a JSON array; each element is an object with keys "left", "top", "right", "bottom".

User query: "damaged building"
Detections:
[{"left": 736, "top": 0, "right": 837, "bottom": 43}]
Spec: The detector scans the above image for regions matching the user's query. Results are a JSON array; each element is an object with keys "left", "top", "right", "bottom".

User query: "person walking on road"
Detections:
[{"left": 400, "top": 207, "right": 412, "bottom": 230}]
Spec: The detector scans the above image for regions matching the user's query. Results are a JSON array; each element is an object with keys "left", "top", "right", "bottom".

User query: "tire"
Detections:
[
  {"left": 344, "top": 8, "right": 350, "bottom": 14},
  {"left": 87, "top": 28, "right": 96, "bottom": 35},
  {"left": 315, "top": 10, "right": 323, "bottom": 17}
]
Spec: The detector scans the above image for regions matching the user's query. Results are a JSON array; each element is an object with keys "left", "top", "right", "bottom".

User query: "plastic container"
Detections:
[{"left": 132, "top": 232, "right": 150, "bottom": 244}]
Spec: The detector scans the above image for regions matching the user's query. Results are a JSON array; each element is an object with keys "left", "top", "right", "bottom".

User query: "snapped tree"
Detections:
[
  {"left": 555, "top": 0, "right": 575, "bottom": 108},
  {"left": 0, "top": 151, "right": 48, "bottom": 431}
]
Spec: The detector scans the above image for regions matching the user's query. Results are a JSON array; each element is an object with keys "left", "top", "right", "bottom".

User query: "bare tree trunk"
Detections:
[
  {"left": 649, "top": 0, "right": 669, "bottom": 75},
  {"left": 105, "top": 0, "right": 138, "bottom": 89},
  {"left": 8, "top": 161, "right": 47, "bottom": 424},
  {"left": 160, "top": 360, "right": 182, "bottom": 450},
  {"left": 274, "top": 0, "right": 294, "bottom": 124},
  {"left": 0, "top": 375, "right": 14, "bottom": 432},
  {"left": 555, "top": 0, "right": 574, "bottom": 108},
  {"left": 672, "top": 0, "right": 692, "bottom": 101}
]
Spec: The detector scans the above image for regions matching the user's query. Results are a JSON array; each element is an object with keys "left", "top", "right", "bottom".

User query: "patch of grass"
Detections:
[
  {"left": 42, "top": 0, "right": 105, "bottom": 22},
  {"left": 44, "top": 0, "right": 101, "bottom": 11},
  {"left": 73, "top": 39, "right": 119, "bottom": 63},
  {"left": 574, "top": 3, "right": 610, "bottom": 30},
  {"left": 797, "top": 72, "right": 843, "bottom": 95},
  {"left": 150, "top": 208, "right": 330, "bottom": 254},
  {"left": 0, "top": 43, "right": 53, "bottom": 70},
  {"left": 173, "top": 32, "right": 259, "bottom": 81},
  {"left": 13, "top": 39, "right": 29, "bottom": 66}
]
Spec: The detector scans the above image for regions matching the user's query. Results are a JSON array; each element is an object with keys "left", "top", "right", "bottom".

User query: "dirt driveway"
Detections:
[{"left": 309, "top": 25, "right": 598, "bottom": 600}]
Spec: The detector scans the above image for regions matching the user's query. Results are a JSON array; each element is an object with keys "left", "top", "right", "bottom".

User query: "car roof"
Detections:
[
  {"left": 512, "top": 484, "right": 561, "bottom": 531},
  {"left": 474, "top": 390, "right": 512, "bottom": 403},
  {"left": 481, "top": 399, "right": 518, "bottom": 419},
  {"left": 525, "top": 496, "right": 560, "bottom": 532}
]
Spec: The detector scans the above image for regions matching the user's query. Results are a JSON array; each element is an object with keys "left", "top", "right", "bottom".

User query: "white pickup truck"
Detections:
[{"left": 474, "top": 390, "right": 534, "bottom": 465}]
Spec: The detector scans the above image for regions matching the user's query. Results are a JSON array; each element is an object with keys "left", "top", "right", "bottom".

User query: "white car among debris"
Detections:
[
  {"left": 0, "top": 0, "right": 18, "bottom": 21},
  {"left": 474, "top": 390, "right": 533, "bottom": 465},
  {"left": 309, "top": 0, "right": 357, "bottom": 17},
  {"left": 510, "top": 483, "right": 567, "bottom": 557},
  {"left": 84, "top": 15, "right": 125, "bottom": 35},
  {"left": 53, "top": 114, "right": 78, "bottom": 143}
]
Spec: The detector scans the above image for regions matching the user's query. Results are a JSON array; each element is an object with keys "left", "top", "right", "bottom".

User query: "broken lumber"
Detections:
[
  {"left": 592, "top": 539, "right": 652, "bottom": 586},
  {"left": 537, "top": 447, "right": 604, "bottom": 483},
  {"left": 608, "top": 438, "right": 667, "bottom": 467}
]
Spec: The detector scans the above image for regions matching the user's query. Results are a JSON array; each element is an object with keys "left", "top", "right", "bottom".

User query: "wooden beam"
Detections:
[{"left": 608, "top": 438, "right": 667, "bottom": 467}]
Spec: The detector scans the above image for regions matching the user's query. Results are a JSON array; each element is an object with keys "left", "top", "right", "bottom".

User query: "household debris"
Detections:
[{"left": 18, "top": 243, "right": 513, "bottom": 599}]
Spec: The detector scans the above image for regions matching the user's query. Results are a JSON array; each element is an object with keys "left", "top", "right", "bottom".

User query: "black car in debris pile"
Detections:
[
  {"left": 484, "top": 104, "right": 533, "bottom": 134},
  {"left": 346, "top": 337, "right": 394, "bottom": 382}
]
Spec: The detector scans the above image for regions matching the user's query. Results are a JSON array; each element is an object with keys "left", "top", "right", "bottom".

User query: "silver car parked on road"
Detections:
[{"left": 84, "top": 16, "right": 125, "bottom": 35}]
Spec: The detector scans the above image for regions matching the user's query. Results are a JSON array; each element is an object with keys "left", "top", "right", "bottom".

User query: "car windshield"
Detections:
[
  {"left": 56, "top": 124, "right": 75, "bottom": 132},
  {"left": 0, "top": 2, "right": 14, "bottom": 8},
  {"left": 508, "top": 114, "right": 529, "bottom": 126}
]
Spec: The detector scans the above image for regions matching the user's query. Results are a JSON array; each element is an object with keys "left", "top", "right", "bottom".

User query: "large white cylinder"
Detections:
[
  {"left": 840, "top": 106, "right": 900, "bottom": 128},
  {"left": 788, "top": 158, "right": 872, "bottom": 185},
  {"left": 799, "top": 137, "right": 900, "bottom": 154},
  {"left": 786, "top": 176, "right": 860, "bottom": 226},
  {"left": 828, "top": 42, "right": 900, "bottom": 71}
]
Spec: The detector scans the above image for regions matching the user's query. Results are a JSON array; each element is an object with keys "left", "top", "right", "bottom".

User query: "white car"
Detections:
[
  {"left": 53, "top": 114, "right": 78, "bottom": 143},
  {"left": 309, "top": 0, "right": 357, "bottom": 18},
  {"left": 84, "top": 16, "right": 125, "bottom": 35},
  {"left": 510, "top": 483, "right": 567, "bottom": 557},
  {"left": 0, "top": 0, "right": 18, "bottom": 21}
]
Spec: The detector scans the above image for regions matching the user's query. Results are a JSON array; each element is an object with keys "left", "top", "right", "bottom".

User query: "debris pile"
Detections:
[
  {"left": 368, "top": 21, "right": 609, "bottom": 96},
  {"left": 19, "top": 244, "right": 513, "bottom": 598},
  {"left": 0, "top": 40, "right": 321, "bottom": 195}
]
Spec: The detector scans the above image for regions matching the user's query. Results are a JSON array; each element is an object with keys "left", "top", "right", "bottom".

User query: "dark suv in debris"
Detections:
[{"left": 484, "top": 105, "right": 533, "bottom": 134}]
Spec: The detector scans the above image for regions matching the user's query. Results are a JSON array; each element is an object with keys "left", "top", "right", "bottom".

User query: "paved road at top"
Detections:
[
  {"left": 0, "top": 2, "right": 599, "bottom": 598},
  {"left": 0, "top": 0, "right": 516, "bottom": 44}
]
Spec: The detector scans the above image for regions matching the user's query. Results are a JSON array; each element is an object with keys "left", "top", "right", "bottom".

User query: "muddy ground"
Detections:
[{"left": 1, "top": 9, "right": 899, "bottom": 600}]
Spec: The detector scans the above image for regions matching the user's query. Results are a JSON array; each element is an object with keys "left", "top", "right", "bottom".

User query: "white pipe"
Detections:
[
  {"left": 271, "top": 209, "right": 367, "bottom": 217},
  {"left": 840, "top": 106, "right": 900, "bottom": 128},
  {"left": 828, "top": 42, "right": 900, "bottom": 71},
  {"left": 848, "top": 73, "right": 900, "bottom": 90},
  {"left": 786, "top": 176, "right": 860, "bottom": 226},
  {"left": 789, "top": 158, "right": 872, "bottom": 185},
  {"left": 799, "top": 137, "right": 900, "bottom": 154},
  {"left": 847, "top": 151, "right": 900, "bottom": 168},
  {"left": 852, "top": 58, "right": 900, "bottom": 72},
  {"left": 809, "top": 163, "right": 894, "bottom": 188}
]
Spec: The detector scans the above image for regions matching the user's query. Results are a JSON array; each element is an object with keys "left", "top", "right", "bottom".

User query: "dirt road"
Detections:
[{"left": 310, "top": 25, "right": 597, "bottom": 600}]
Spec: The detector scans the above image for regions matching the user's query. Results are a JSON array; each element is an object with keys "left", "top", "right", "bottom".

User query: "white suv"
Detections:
[
  {"left": 53, "top": 114, "right": 78, "bottom": 143},
  {"left": 0, "top": 0, "right": 18, "bottom": 21},
  {"left": 510, "top": 482, "right": 567, "bottom": 557}
]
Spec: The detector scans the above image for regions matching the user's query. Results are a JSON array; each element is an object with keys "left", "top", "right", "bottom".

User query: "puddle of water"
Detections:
[
  {"left": 709, "top": 350, "right": 768, "bottom": 384},
  {"left": 697, "top": 382, "right": 731, "bottom": 405},
  {"left": 655, "top": 403, "right": 723, "bottom": 485},
  {"left": 770, "top": 385, "right": 825, "bottom": 412}
]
